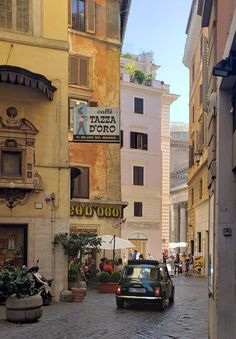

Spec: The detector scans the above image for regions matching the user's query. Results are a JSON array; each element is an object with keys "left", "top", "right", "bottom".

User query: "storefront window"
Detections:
[{"left": 0, "top": 224, "right": 27, "bottom": 268}]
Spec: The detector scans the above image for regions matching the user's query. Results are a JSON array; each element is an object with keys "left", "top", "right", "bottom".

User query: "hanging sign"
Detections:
[{"left": 73, "top": 105, "right": 119, "bottom": 143}]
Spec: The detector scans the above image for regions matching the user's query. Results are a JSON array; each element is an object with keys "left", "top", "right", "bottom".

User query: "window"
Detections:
[
  {"left": 71, "top": 166, "right": 89, "bottom": 199},
  {"left": 134, "top": 97, "right": 144, "bottom": 114},
  {"left": 0, "top": 151, "right": 22, "bottom": 177},
  {"left": 120, "top": 130, "right": 123, "bottom": 148},
  {"left": 191, "top": 188, "right": 194, "bottom": 206},
  {"left": 134, "top": 202, "right": 142, "bottom": 217},
  {"left": 133, "top": 166, "right": 144, "bottom": 186},
  {"left": 192, "top": 105, "right": 195, "bottom": 123},
  {"left": 192, "top": 63, "right": 195, "bottom": 83},
  {"left": 0, "top": 0, "right": 31, "bottom": 33},
  {"left": 69, "top": 55, "right": 89, "bottom": 88},
  {"left": 69, "top": 0, "right": 95, "bottom": 34},
  {"left": 197, "top": 232, "right": 202, "bottom": 253},
  {"left": 199, "top": 179, "right": 203, "bottom": 200},
  {"left": 199, "top": 84, "right": 203, "bottom": 104},
  {"left": 106, "top": 0, "right": 119, "bottom": 39},
  {"left": 130, "top": 132, "right": 148, "bottom": 150}
]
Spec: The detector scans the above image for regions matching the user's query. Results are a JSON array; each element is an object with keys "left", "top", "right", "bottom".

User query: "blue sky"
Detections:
[{"left": 123, "top": 0, "right": 192, "bottom": 123}]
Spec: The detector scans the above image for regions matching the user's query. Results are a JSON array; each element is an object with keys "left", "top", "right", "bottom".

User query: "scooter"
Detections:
[{"left": 29, "top": 260, "right": 53, "bottom": 306}]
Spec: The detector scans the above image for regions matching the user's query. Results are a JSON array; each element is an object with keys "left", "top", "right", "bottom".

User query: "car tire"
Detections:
[
  {"left": 157, "top": 296, "right": 165, "bottom": 311},
  {"left": 169, "top": 287, "right": 175, "bottom": 303},
  {"left": 116, "top": 299, "right": 124, "bottom": 309}
]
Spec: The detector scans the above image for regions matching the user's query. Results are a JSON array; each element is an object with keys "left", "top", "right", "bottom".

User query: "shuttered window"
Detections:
[
  {"left": 107, "top": 0, "right": 119, "bottom": 39},
  {"left": 70, "top": 0, "right": 95, "bottom": 34},
  {"left": 130, "top": 132, "right": 148, "bottom": 150},
  {"left": 134, "top": 97, "right": 144, "bottom": 114},
  {"left": 71, "top": 166, "right": 89, "bottom": 199},
  {"left": 17, "top": 0, "right": 29, "bottom": 32},
  {"left": 0, "top": 0, "right": 12, "bottom": 29},
  {"left": 134, "top": 202, "right": 142, "bottom": 217},
  {"left": 85, "top": 0, "right": 95, "bottom": 33},
  {"left": 133, "top": 166, "right": 144, "bottom": 186},
  {"left": 69, "top": 55, "right": 89, "bottom": 88},
  {"left": 0, "top": 0, "right": 30, "bottom": 33}
]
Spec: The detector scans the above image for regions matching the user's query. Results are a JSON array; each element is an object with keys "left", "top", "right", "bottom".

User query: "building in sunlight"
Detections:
[
  {"left": 120, "top": 52, "right": 178, "bottom": 260},
  {"left": 169, "top": 122, "right": 189, "bottom": 255}
]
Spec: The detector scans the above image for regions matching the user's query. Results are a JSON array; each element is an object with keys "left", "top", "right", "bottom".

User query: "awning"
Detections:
[{"left": 0, "top": 65, "right": 57, "bottom": 100}]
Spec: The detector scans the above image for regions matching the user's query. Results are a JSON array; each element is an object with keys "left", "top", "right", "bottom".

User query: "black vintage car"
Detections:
[{"left": 115, "top": 260, "right": 174, "bottom": 310}]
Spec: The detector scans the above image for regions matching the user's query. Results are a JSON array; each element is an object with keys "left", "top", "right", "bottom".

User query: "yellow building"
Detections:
[
  {"left": 68, "top": 0, "right": 131, "bottom": 262},
  {"left": 0, "top": 1, "right": 69, "bottom": 300},
  {"left": 183, "top": 1, "right": 209, "bottom": 276}
]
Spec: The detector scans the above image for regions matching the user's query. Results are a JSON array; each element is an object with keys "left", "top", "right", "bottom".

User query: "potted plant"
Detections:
[
  {"left": 98, "top": 271, "right": 121, "bottom": 293},
  {"left": 0, "top": 267, "right": 43, "bottom": 323},
  {"left": 54, "top": 232, "right": 102, "bottom": 301},
  {"left": 134, "top": 69, "right": 146, "bottom": 84},
  {"left": 68, "top": 260, "right": 79, "bottom": 289}
]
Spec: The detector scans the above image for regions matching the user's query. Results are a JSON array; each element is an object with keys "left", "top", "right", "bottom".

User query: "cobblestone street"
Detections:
[{"left": 0, "top": 276, "right": 208, "bottom": 339}]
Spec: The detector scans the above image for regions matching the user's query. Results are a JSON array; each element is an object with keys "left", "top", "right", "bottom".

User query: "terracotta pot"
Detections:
[
  {"left": 6, "top": 295, "right": 43, "bottom": 323},
  {"left": 71, "top": 287, "right": 86, "bottom": 302},
  {"left": 98, "top": 283, "right": 119, "bottom": 293}
]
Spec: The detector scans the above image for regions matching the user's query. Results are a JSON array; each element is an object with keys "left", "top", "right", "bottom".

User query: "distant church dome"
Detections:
[{"left": 170, "top": 122, "right": 189, "bottom": 141}]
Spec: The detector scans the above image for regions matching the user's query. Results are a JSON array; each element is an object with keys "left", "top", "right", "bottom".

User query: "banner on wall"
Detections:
[{"left": 73, "top": 105, "right": 119, "bottom": 143}]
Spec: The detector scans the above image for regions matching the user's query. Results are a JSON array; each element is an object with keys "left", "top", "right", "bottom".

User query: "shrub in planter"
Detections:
[
  {"left": 98, "top": 272, "right": 111, "bottom": 283},
  {"left": 0, "top": 267, "right": 42, "bottom": 323},
  {"left": 134, "top": 70, "right": 145, "bottom": 84},
  {"left": 0, "top": 267, "right": 38, "bottom": 299},
  {"left": 110, "top": 271, "right": 121, "bottom": 283}
]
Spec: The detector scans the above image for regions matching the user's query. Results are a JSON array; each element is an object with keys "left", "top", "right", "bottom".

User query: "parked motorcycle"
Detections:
[{"left": 29, "top": 260, "right": 53, "bottom": 306}]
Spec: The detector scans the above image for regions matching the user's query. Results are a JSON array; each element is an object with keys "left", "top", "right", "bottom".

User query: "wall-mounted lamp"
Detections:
[
  {"left": 213, "top": 54, "right": 236, "bottom": 77},
  {"left": 195, "top": 150, "right": 202, "bottom": 164}
]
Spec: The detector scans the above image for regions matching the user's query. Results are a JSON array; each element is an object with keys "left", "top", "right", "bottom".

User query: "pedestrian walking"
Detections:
[{"left": 174, "top": 253, "right": 180, "bottom": 275}]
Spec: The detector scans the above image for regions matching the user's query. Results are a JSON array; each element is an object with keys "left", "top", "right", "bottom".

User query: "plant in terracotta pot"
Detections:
[
  {"left": 0, "top": 266, "right": 42, "bottom": 323},
  {"left": 54, "top": 232, "right": 102, "bottom": 301},
  {"left": 98, "top": 271, "right": 121, "bottom": 293}
]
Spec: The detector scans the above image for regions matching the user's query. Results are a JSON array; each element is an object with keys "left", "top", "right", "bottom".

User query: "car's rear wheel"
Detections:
[{"left": 116, "top": 299, "right": 124, "bottom": 309}]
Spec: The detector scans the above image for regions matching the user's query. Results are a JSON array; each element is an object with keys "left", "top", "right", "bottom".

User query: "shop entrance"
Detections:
[{"left": 0, "top": 224, "right": 27, "bottom": 268}]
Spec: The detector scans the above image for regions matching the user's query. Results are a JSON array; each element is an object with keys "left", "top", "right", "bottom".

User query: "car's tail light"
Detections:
[
  {"left": 154, "top": 287, "right": 161, "bottom": 296},
  {"left": 116, "top": 286, "right": 121, "bottom": 295}
]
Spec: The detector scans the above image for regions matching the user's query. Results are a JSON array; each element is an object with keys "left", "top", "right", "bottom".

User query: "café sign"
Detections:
[{"left": 70, "top": 203, "right": 121, "bottom": 218}]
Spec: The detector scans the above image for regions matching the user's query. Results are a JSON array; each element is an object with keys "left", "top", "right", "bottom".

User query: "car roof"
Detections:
[{"left": 127, "top": 259, "right": 159, "bottom": 267}]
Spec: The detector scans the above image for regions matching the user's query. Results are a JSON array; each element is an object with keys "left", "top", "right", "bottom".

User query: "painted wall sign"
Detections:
[
  {"left": 70, "top": 204, "right": 121, "bottom": 218},
  {"left": 73, "top": 105, "right": 119, "bottom": 143}
]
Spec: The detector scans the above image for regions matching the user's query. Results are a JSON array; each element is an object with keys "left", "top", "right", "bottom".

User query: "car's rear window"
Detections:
[{"left": 123, "top": 267, "right": 158, "bottom": 280}]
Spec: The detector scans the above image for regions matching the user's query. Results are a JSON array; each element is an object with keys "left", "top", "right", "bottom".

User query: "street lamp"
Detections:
[
  {"left": 213, "top": 54, "right": 236, "bottom": 77},
  {"left": 195, "top": 150, "right": 202, "bottom": 164}
]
